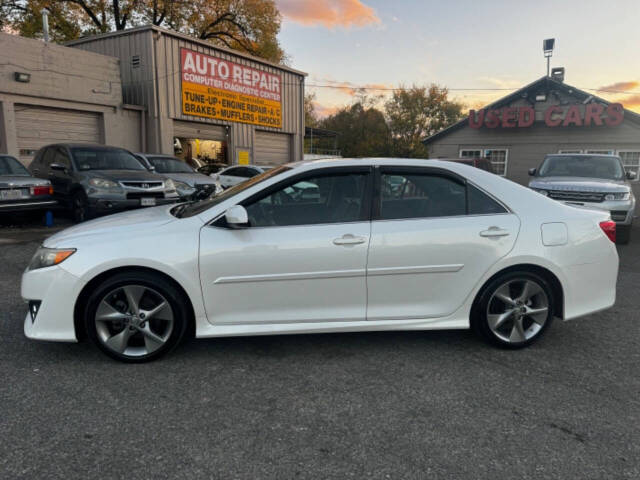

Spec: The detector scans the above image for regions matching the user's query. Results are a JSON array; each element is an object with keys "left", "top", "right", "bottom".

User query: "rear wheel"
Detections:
[
  {"left": 616, "top": 224, "right": 631, "bottom": 244},
  {"left": 472, "top": 271, "right": 554, "bottom": 349},
  {"left": 84, "top": 272, "right": 189, "bottom": 362}
]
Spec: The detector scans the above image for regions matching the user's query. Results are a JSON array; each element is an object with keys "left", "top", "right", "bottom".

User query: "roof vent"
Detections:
[
  {"left": 551, "top": 67, "right": 565, "bottom": 82},
  {"left": 131, "top": 55, "right": 141, "bottom": 68}
]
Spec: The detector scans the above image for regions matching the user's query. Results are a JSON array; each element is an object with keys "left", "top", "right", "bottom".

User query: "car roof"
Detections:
[
  {"left": 546, "top": 153, "right": 620, "bottom": 158},
  {"left": 44, "top": 143, "right": 132, "bottom": 150}
]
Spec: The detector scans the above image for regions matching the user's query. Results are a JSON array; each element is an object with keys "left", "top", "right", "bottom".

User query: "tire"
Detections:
[
  {"left": 72, "top": 190, "right": 91, "bottom": 223},
  {"left": 616, "top": 224, "right": 631, "bottom": 245},
  {"left": 471, "top": 271, "right": 554, "bottom": 349},
  {"left": 84, "top": 271, "right": 189, "bottom": 363}
]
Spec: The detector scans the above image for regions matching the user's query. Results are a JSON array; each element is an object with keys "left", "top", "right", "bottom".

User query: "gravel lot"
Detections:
[{"left": 1, "top": 222, "right": 639, "bottom": 479}]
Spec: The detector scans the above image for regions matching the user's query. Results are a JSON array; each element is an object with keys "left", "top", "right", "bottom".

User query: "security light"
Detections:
[
  {"left": 14, "top": 72, "right": 31, "bottom": 83},
  {"left": 543, "top": 38, "right": 555, "bottom": 55}
]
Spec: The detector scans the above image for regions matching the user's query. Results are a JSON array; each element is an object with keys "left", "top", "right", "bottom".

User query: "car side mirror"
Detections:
[
  {"left": 626, "top": 171, "right": 636, "bottom": 180},
  {"left": 149, "top": 165, "right": 156, "bottom": 172},
  {"left": 225, "top": 205, "right": 248, "bottom": 228},
  {"left": 211, "top": 173, "right": 220, "bottom": 181},
  {"left": 50, "top": 163, "right": 67, "bottom": 172},
  {"left": 528, "top": 168, "right": 536, "bottom": 176}
]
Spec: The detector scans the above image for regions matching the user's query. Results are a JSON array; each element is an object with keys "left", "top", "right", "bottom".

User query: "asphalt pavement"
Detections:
[{"left": 1, "top": 223, "right": 639, "bottom": 479}]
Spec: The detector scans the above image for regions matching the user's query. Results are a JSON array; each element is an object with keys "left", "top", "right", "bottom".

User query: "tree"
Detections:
[
  {"left": 385, "top": 84, "right": 464, "bottom": 158},
  {"left": 320, "top": 99, "right": 391, "bottom": 158},
  {"left": 304, "top": 92, "right": 318, "bottom": 127},
  {"left": 1, "top": 0, "right": 286, "bottom": 63}
]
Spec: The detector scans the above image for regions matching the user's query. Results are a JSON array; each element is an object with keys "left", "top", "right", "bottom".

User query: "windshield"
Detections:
[
  {"left": 149, "top": 157, "right": 195, "bottom": 174},
  {"left": 172, "top": 165, "right": 291, "bottom": 218},
  {"left": 538, "top": 155, "right": 624, "bottom": 181},
  {"left": 0, "top": 156, "right": 30, "bottom": 176},
  {"left": 72, "top": 147, "right": 147, "bottom": 171}
]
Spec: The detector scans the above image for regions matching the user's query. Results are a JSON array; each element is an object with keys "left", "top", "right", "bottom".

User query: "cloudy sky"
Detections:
[{"left": 275, "top": 0, "right": 640, "bottom": 116}]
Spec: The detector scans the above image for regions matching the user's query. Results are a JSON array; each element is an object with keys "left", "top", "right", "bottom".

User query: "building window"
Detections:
[
  {"left": 586, "top": 149, "right": 615, "bottom": 155},
  {"left": 460, "top": 149, "right": 508, "bottom": 176},
  {"left": 617, "top": 151, "right": 640, "bottom": 180}
]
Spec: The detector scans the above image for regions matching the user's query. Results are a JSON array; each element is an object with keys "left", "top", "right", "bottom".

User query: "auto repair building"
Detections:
[
  {"left": 0, "top": 26, "right": 306, "bottom": 167},
  {"left": 423, "top": 74, "right": 640, "bottom": 190}
]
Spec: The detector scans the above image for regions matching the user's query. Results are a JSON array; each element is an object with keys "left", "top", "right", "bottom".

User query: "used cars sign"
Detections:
[
  {"left": 180, "top": 48, "right": 282, "bottom": 128},
  {"left": 469, "top": 103, "right": 624, "bottom": 129}
]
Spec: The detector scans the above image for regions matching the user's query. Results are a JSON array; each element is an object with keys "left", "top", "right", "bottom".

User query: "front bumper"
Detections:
[
  {"left": 88, "top": 196, "right": 178, "bottom": 213},
  {"left": 21, "top": 265, "right": 86, "bottom": 342},
  {"left": 561, "top": 198, "right": 635, "bottom": 225}
]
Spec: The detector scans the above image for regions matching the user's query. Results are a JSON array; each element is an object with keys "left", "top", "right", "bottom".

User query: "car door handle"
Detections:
[
  {"left": 480, "top": 227, "right": 510, "bottom": 238},
  {"left": 333, "top": 234, "right": 367, "bottom": 246}
]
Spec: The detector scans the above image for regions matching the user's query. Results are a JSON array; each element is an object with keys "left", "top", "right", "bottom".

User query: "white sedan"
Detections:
[
  {"left": 22, "top": 158, "right": 619, "bottom": 362},
  {"left": 211, "top": 165, "right": 273, "bottom": 189}
]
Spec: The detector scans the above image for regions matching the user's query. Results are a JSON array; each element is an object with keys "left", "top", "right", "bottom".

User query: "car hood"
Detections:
[
  {"left": 161, "top": 172, "right": 218, "bottom": 187},
  {"left": 44, "top": 205, "right": 178, "bottom": 247},
  {"left": 0, "top": 175, "right": 50, "bottom": 187},
  {"left": 529, "top": 176, "right": 629, "bottom": 193},
  {"left": 82, "top": 170, "right": 166, "bottom": 182}
]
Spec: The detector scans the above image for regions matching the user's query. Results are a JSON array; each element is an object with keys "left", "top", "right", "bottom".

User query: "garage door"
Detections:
[
  {"left": 254, "top": 131, "right": 291, "bottom": 165},
  {"left": 173, "top": 121, "right": 226, "bottom": 140},
  {"left": 15, "top": 105, "right": 101, "bottom": 165}
]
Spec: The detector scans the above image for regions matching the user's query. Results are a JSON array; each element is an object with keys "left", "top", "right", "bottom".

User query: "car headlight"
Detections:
[
  {"left": 605, "top": 192, "right": 630, "bottom": 201},
  {"left": 164, "top": 179, "right": 176, "bottom": 191},
  {"left": 173, "top": 181, "right": 191, "bottom": 191},
  {"left": 28, "top": 247, "right": 76, "bottom": 271},
  {"left": 89, "top": 178, "right": 120, "bottom": 190}
]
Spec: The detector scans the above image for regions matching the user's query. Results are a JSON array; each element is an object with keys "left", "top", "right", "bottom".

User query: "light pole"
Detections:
[{"left": 543, "top": 38, "right": 555, "bottom": 77}]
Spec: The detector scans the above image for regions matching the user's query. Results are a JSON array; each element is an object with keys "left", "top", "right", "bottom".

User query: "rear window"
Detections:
[{"left": 0, "top": 156, "right": 30, "bottom": 176}]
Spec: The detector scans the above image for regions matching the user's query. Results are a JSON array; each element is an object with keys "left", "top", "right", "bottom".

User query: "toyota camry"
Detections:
[{"left": 21, "top": 158, "right": 619, "bottom": 362}]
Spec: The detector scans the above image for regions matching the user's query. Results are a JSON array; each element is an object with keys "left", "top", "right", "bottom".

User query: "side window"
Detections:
[
  {"left": 380, "top": 173, "right": 466, "bottom": 220},
  {"left": 40, "top": 148, "right": 55, "bottom": 168},
  {"left": 468, "top": 184, "right": 507, "bottom": 215},
  {"left": 245, "top": 172, "right": 369, "bottom": 227},
  {"left": 51, "top": 148, "right": 71, "bottom": 169},
  {"left": 237, "top": 167, "right": 257, "bottom": 178}
]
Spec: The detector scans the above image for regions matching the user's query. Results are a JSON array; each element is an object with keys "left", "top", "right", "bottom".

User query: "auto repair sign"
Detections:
[{"left": 180, "top": 48, "right": 282, "bottom": 128}]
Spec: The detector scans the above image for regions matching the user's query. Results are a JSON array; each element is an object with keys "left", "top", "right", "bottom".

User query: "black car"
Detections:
[
  {"left": 29, "top": 144, "right": 180, "bottom": 222},
  {"left": 0, "top": 155, "right": 56, "bottom": 213}
]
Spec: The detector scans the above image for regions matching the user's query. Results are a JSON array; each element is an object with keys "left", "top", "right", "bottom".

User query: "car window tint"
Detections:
[
  {"left": 246, "top": 172, "right": 368, "bottom": 227},
  {"left": 41, "top": 148, "right": 55, "bottom": 168},
  {"left": 0, "top": 156, "right": 30, "bottom": 176},
  {"left": 52, "top": 148, "right": 71, "bottom": 169},
  {"left": 235, "top": 167, "right": 256, "bottom": 178},
  {"left": 468, "top": 184, "right": 507, "bottom": 215},
  {"left": 380, "top": 173, "right": 466, "bottom": 219}
]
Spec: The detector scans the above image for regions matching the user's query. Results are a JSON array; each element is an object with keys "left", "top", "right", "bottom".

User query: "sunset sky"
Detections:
[{"left": 275, "top": 0, "right": 640, "bottom": 117}]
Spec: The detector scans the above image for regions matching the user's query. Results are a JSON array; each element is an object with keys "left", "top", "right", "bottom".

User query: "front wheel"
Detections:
[
  {"left": 71, "top": 190, "right": 91, "bottom": 223},
  {"left": 472, "top": 271, "right": 554, "bottom": 349},
  {"left": 84, "top": 272, "right": 189, "bottom": 362}
]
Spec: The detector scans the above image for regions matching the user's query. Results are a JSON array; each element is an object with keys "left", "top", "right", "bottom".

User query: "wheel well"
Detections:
[
  {"left": 472, "top": 264, "right": 564, "bottom": 319},
  {"left": 73, "top": 266, "right": 196, "bottom": 341}
]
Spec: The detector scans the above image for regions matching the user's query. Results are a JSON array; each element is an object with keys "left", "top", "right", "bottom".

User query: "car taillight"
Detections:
[
  {"left": 30, "top": 185, "right": 53, "bottom": 196},
  {"left": 599, "top": 220, "right": 616, "bottom": 243}
]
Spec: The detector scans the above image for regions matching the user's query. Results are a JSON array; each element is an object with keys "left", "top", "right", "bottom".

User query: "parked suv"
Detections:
[
  {"left": 529, "top": 153, "right": 636, "bottom": 243},
  {"left": 29, "top": 144, "right": 180, "bottom": 222}
]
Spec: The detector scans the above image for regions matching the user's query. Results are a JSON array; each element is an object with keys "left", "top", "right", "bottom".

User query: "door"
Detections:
[
  {"left": 48, "top": 147, "right": 75, "bottom": 201},
  {"left": 366, "top": 167, "right": 520, "bottom": 321},
  {"left": 199, "top": 167, "right": 372, "bottom": 325},
  {"left": 254, "top": 131, "right": 291, "bottom": 165},
  {"left": 15, "top": 105, "right": 100, "bottom": 165}
]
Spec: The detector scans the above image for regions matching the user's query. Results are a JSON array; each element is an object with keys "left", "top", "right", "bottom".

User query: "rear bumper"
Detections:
[{"left": 0, "top": 199, "right": 57, "bottom": 212}]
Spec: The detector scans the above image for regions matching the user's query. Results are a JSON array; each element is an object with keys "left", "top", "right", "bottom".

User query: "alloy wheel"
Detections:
[
  {"left": 94, "top": 285, "right": 174, "bottom": 358},
  {"left": 486, "top": 279, "right": 549, "bottom": 344}
]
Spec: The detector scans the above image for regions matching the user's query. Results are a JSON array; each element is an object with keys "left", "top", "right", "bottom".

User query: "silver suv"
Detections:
[{"left": 528, "top": 153, "right": 636, "bottom": 243}]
